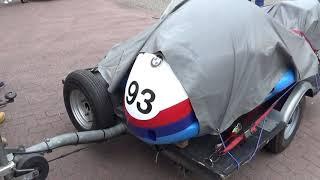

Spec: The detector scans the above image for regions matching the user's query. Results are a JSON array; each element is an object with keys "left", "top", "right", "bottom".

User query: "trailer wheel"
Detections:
[
  {"left": 265, "top": 97, "right": 305, "bottom": 153},
  {"left": 15, "top": 154, "right": 49, "bottom": 180},
  {"left": 63, "top": 70, "right": 116, "bottom": 131}
]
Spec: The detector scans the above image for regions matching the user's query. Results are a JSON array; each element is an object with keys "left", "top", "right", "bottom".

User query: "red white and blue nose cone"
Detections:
[{"left": 123, "top": 53, "right": 199, "bottom": 144}]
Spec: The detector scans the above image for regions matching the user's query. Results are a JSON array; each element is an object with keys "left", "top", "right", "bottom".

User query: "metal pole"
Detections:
[{"left": 26, "top": 123, "right": 127, "bottom": 153}]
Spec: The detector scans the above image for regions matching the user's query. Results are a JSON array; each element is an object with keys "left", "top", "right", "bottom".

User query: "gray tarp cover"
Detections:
[{"left": 98, "top": 0, "right": 319, "bottom": 135}]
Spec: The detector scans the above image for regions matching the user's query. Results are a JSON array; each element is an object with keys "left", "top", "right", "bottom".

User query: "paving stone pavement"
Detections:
[{"left": 0, "top": 0, "right": 320, "bottom": 180}]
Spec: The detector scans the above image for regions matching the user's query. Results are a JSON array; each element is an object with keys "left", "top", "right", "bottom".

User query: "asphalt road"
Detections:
[
  {"left": 115, "top": 0, "right": 279, "bottom": 13},
  {"left": 116, "top": 0, "right": 170, "bottom": 13},
  {"left": 1, "top": 0, "right": 319, "bottom": 180}
]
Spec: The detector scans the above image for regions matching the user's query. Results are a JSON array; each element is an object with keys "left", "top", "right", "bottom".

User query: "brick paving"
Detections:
[{"left": 0, "top": 0, "right": 319, "bottom": 179}]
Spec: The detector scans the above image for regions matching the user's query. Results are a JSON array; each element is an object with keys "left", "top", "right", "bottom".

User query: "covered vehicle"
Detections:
[
  {"left": 2, "top": 1, "right": 320, "bottom": 180},
  {"left": 64, "top": 0, "right": 319, "bottom": 146}
]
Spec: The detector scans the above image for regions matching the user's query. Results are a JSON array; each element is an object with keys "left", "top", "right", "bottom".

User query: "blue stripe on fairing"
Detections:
[
  {"left": 140, "top": 122, "right": 200, "bottom": 144},
  {"left": 127, "top": 112, "right": 198, "bottom": 139}
]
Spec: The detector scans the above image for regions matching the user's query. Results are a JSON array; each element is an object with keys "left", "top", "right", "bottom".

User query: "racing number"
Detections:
[
  {"left": 137, "top": 89, "right": 155, "bottom": 114},
  {"left": 126, "top": 81, "right": 156, "bottom": 114},
  {"left": 126, "top": 81, "right": 139, "bottom": 105}
]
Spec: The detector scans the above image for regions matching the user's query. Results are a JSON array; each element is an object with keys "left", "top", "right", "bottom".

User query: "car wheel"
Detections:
[
  {"left": 63, "top": 70, "right": 116, "bottom": 131},
  {"left": 265, "top": 97, "right": 305, "bottom": 153},
  {"left": 21, "top": 0, "right": 29, "bottom": 3}
]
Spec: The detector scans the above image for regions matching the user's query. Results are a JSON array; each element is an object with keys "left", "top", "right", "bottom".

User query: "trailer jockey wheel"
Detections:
[{"left": 15, "top": 154, "right": 49, "bottom": 180}]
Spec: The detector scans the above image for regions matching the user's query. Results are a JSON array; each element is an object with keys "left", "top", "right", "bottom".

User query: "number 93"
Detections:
[{"left": 126, "top": 81, "right": 156, "bottom": 114}]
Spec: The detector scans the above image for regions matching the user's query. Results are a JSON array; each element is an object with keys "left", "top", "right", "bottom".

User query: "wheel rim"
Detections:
[
  {"left": 69, "top": 89, "right": 94, "bottom": 130},
  {"left": 284, "top": 104, "right": 301, "bottom": 140}
]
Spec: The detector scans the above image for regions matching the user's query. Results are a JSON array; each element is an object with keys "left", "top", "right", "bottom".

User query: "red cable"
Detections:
[{"left": 222, "top": 83, "right": 296, "bottom": 154}]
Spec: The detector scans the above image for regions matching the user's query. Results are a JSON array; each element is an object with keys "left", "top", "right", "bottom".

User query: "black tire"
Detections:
[
  {"left": 15, "top": 154, "right": 49, "bottom": 180},
  {"left": 265, "top": 97, "right": 305, "bottom": 153},
  {"left": 21, "top": 0, "right": 29, "bottom": 3},
  {"left": 63, "top": 70, "right": 116, "bottom": 131}
]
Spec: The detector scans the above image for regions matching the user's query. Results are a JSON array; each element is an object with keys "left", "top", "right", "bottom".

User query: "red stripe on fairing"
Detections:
[{"left": 124, "top": 99, "right": 193, "bottom": 128}]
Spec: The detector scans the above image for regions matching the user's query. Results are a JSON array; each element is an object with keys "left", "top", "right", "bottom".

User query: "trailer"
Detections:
[{"left": 0, "top": 75, "right": 318, "bottom": 180}]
